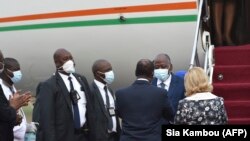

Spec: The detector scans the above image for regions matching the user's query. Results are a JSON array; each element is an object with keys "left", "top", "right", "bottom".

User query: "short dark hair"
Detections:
[
  {"left": 4, "top": 58, "right": 19, "bottom": 70},
  {"left": 135, "top": 59, "right": 154, "bottom": 77},
  {"left": 92, "top": 59, "right": 106, "bottom": 74}
]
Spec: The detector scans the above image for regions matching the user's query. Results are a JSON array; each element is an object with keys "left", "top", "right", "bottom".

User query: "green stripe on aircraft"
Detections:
[{"left": 0, "top": 15, "right": 197, "bottom": 32}]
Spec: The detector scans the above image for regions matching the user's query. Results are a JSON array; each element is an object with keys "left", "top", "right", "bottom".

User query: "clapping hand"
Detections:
[{"left": 9, "top": 91, "right": 32, "bottom": 110}]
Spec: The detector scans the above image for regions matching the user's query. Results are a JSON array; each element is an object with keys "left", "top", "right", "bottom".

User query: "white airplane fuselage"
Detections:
[{"left": 0, "top": 0, "right": 202, "bottom": 92}]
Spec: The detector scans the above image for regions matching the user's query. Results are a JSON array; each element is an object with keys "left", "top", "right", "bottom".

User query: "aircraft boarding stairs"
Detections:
[{"left": 212, "top": 44, "right": 250, "bottom": 124}]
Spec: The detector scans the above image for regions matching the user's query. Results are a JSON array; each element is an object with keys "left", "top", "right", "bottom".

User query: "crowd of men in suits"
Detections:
[{"left": 0, "top": 48, "right": 185, "bottom": 141}]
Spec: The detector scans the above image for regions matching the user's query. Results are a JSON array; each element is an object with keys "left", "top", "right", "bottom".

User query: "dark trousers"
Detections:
[
  {"left": 108, "top": 132, "right": 119, "bottom": 141},
  {"left": 75, "top": 132, "right": 88, "bottom": 141},
  {"left": 0, "top": 125, "right": 14, "bottom": 141}
]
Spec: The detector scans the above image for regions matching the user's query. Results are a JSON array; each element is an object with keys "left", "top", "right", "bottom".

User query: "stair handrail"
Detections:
[
  {"left": 208, "top": 44, "right": 214, "bottom": 84},
  {"left": 202, "top": 31, "right": 214, "bottom": 83},
  {"left": 189, "top": 0, "right": 205, "bottom": 69}
]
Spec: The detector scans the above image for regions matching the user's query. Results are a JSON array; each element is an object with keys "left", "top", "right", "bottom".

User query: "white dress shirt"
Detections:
[
  {"left": 137, "top": 78, "right": 149, "bottom": 82},
  {"left": 0, "top": 79, "right": 27, "bottom": 141},
  {"left": 59, "top": 73, "right": 87, "bottom": 127},
  {"left": 94, "top": 79, "right": 117, "bottom": 132},
  {"left": 157, "top": 74, "right": 172, "bottom": 91}
]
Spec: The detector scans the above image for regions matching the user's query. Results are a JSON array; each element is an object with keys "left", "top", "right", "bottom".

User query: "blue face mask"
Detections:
[
  {"left": 100, "top": 70, "right": 115, "bottom": 84},
  {"left": 8, "top": 69, "right": 22, "bottom": 83},
  {"left": 154, "top": 69, "right": 170, "bottom": 82}
]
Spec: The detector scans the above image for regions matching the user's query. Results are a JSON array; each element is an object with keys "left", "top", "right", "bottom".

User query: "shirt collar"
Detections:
[
  {"left": 94, "top": 79, "right": 106, "bottom": 89},
  {"left": 59, "top": 72, "right": 73, "bottom": 79},
  {"left": 0, "top": 78, "right": 14, "bottom": 89},
  {"left": 137, "top": 78, "right": 149, "bottom": 82}
]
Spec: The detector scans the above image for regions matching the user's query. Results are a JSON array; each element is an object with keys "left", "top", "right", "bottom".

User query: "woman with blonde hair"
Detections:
[{"left": 174, "top": 67, "right": 228, "bottom": 125}]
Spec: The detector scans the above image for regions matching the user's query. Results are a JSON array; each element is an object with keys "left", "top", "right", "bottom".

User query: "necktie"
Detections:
[
  {"left": 104, "top": 86, "right": 113, "bottom": 131},
  {"left": 160, "top": 82, "right": 166, "bottom": 89},
  {"left": 68, "top": 76, "right": 81, "bottom": 129},
  {"left": 9, "top": 86, "right": 15, "bottom": 94}
]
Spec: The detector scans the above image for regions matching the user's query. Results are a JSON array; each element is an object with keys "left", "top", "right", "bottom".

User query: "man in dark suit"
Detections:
[
  {"left": 115, "top": 59, "right": 174, "bottom": 141},
  {"left": 152, "top": 53, "right": 185, "bottom": 117},
  {"left": 36, "top": 48, "right": 94, "bottom": 141},
  {"left": 0, "top": 50, "right": 31, "bottom": 141},
  {"left": 90, "top": 59, "right": 120, "bottom": 141}
]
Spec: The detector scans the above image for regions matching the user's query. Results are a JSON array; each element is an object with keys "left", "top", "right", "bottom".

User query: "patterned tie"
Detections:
[
  {"left": 104, "top": 86, "right": 113, "bottom": 131},
  {"left": 160, "top": 82, "right": 166, "bottom": 89},
  {"left": 68, "top": 76, "right": 81, "bottom": 129}
]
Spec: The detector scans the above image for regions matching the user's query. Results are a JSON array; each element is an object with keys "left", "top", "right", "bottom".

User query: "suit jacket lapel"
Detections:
[
  {"left": 92, "top": 82, "right": 110, "bottom": 119},
  {"left": 75, "top": 75, "right": 86, "bottom": 91},
  {"left": 0, "top": 85, "right": 9, "bottom": 104},
  {"left": 168, "top": 75, "right": 177, "bottom": 97},
  {"left": 93, "top": 82, "right": 121, "bottom": 130},
  {"left": 74, "top": 74, "right": 90, "bottom": 102},
  {"left": 55, "top": 72, "right": 72, "bottom": 112}
]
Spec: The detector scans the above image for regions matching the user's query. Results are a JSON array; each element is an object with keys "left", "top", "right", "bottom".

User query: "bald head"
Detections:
[
  {"left": 53, "top": 48, "right": 71, "bottom": 62},
  {"left": 92, "top": 59, "right": 111, "bottom": 73},
  {"left": 154, "top": 54, "right": 171, "bottom": 63},
  {"left": 135, "top": 59, "right": 154, "bottom": 79},
  {"left": 92, "top": 59, "right": 112, "bottom": 83},
  {"left": 154, "top": 53, "right": 172, "bottom": 71},
  {"left": 53, "top": 48, "right": 73, "bottom": 69}
]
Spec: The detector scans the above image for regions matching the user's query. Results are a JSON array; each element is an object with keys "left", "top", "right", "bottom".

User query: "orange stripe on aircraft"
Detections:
[{"left": 0, "top": 2, "right": 196, "bottom": 23}]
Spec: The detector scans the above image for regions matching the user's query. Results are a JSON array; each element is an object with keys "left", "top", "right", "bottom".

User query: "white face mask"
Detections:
[
  {"left": 100, "top": 70, "right": 115, "bottom": 84},
  {"left": 0, "top": 62, "right": 4, "bottom": 73},
  {"left": 154, "top": 69, "right": 170, "bottom": 82},
  {"left": 60, "top": 60, "right": 75, "bottom": 74}
]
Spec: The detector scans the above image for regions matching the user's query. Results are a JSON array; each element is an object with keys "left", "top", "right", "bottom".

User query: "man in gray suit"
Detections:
[
  {"left": 116, "top": 59, "right": 174, "bottom": 141},
  {"left": 36, "top": 48, "right": 94, "bottom": 141},
  {"left": 90, "top": 59, "right": 120, "bottom": 141}
]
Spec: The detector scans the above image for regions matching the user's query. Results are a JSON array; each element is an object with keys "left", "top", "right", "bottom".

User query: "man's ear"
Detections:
[
  {"left": 55, "top": 60, "right": 61, "bottom": 69},
  {"left": 169, "top": 63, "right": 173, "bottom": 72},
  {"left": 95, "top": 71, "right": 101, "bottom": 78},
  {"left": 4, "top": 68, "right": 13, "bottom": 77},
  {"left": 94, "top": 71, "right": 99, "bottom": 77}
]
